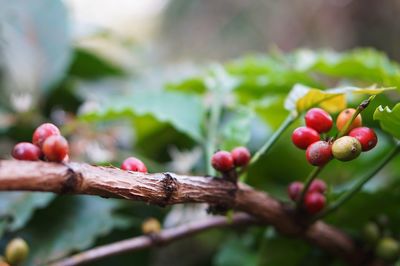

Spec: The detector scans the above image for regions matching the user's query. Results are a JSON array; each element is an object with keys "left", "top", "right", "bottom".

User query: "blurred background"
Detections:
[{"left": 1, "top": 0, "right": 400, "bottom": 265}]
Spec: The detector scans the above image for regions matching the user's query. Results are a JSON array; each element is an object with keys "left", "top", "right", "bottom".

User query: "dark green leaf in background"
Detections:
[
  {"left": 0, "top": 192, "right": 55, "bottom": 237},
  {"left": 221, "top": 108, "right": 253, "bottom": 150},
  {"left": 0, "top": 0, "right": 71, "bottom": 92},
  {"left": 25, "top": 196, "right": 130, "bottom": 265},
  {"left": 80, "top": 90, "right": 206, "bottom": 142}
]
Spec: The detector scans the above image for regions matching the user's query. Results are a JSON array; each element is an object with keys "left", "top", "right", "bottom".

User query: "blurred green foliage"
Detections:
[{"left": 1, "top": 1, "right": 400, "bottom": 265}]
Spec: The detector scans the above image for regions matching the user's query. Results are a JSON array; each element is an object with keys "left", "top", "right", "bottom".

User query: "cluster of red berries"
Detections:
[
  {"left": 121, "top": 157, "right": 148, "bottom": 173},
  {"left": 288, "top": 179, "right": 327, "bottom": 214},
  {"left": 12, "top": 123, "right": 69, "bottom": 163},
  {"left": 211, "top": 147, "right": 251, "bottom": 173},
  {"left": 292, "top": 107, "right": 378, "bottom": 166}
]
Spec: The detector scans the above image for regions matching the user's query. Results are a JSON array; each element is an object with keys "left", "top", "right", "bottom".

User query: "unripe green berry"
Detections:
[
  {"left": 363, "top": 222, "right": 380, "bottom": 245},
  {"left": 332, "top": 136, "right": 361, "bottom": 161},
  {"left": 375, "top": 237, "right": 400, "bottom": 261},
  {"left": 5, "top": 238, "right": 29, "bottom": 265},
  {"left": 141, "top": 218, "right": 161, "bottom": 234}
]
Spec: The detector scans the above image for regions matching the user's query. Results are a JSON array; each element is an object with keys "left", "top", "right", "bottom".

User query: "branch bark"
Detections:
[
  {"left": 0, "top": 160, "right": 364, "bottom": 265},
  {"left": 49, "top": 213, "right": 256, "bottom": 266}
]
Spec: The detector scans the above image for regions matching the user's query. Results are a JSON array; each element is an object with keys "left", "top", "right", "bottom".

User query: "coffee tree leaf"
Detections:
[
  {"left": 374, "top": 103, "right": 400, "bottom": 139},
  {"left": 80, "top": 90, "right": 205, "bottom": 142}
]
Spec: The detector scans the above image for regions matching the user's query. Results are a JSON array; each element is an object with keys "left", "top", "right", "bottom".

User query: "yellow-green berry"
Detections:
[
  {"left": 5, "top": 238, "right": 29, "bottom": 265},
  {"left": 375, "top": 237, "right": 400, "bottom": 261},
  {"left": 332, "top": 136, "right": 362, "bottom": 161}
]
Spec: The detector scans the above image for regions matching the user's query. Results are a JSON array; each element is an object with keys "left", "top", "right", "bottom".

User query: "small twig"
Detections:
[
  {"left": 250, "top": 113, "right": 297, "bottom": 165},
  {"left": 315, "top": 142, "right": 400, "bottom": 220},
  {"left": 48, "top": 213, "right": 257, "bottom": 266}
]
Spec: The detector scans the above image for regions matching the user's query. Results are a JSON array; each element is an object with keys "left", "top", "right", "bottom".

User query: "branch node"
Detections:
[
  {"left": 161, "top": 172, "right": 178, "bottom": 206},
  {"left": 62, "top": 165, "right": 82, "bottom": 193}
]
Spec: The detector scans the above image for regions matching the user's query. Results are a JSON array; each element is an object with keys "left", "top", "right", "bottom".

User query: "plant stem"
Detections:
[
  {"left": 250, "top": 113, "right": 297, "bottom": 165},
  {"left": 297, "top": 166, "right": 325, "bottom": 209},
  {"left": 205, "top": 90, "right": 224, "bottom": 175},
  {"left": 337, "top": 95, "right": 375, "bottom": 138},
  {"left": 315, "top": 143, "right": 400, "bottom": 220}
]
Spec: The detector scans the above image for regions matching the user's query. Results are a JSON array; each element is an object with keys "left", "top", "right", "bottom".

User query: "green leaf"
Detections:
[
  {"left": 259, "top": 234, "right": 310, "bottom": 266},
  {"left": 227, "top": 55, "right": 321, "bottom": 102},
  {"left": 0, "top": 192, "right": 55, "bottom": 235},
  {"left": 293, "top": 49, "right": 400, "bottom": 88},
  {"left": 25, "top": 196, "right": 129, "bottom": 265},
  {"left": 0, "top": 0, "right": 71, "bottom": 91},
  {"left": 166, "top": 77, "right": 207, "bottom": 94},
  {"left": 327, "top": 189, "right": 400, "bottom": 232},
  {"left": 374, "top": 103, "right": 400, "bottom": 139},
  {"left": 69, "top": 48, "right": 125, "bottom": 79},
  {"left": 221, "top": 108, "right": 253, "bottom": 150},
  {"left": 214, "top": 235, "right": 259, "bottom": 266},
  {"left": 80, "top": 91, "right": 205, "bottom": 141}
]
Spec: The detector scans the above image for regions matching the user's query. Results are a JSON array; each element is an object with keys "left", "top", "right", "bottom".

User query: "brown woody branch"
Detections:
[
  {"left": 0, "top": 160, "right": 365, "bottom": 265},
  {"left": 49, "top": 213, "right": 256, "bottom": 266}
]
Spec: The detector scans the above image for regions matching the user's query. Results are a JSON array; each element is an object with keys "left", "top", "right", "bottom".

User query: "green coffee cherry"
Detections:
[
  {"left": 332, "top": 136, "right": 362, "bottom": 161},
  {"left": 363, "top": 222, "right": 380, "bottom": 245},
  {"left": 5, "top": 238, "right": 29, "bottom": 265},
  {"left": 141, "top": 218, "right": 161, "bottom": 234},
  {"left": 375, "top": 237, "right": 400, "bottom": 261}
]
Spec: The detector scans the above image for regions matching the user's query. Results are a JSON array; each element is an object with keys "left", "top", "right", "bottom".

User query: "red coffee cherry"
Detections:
[
  {"left": 12, "top": 142, "right": 41, "bottom": 161},
  {"left": 336, "top": 108, "right": 362, "bottom": 132},
  {"left": 349, "top": 127, "right": 378, "bottom": 152},
  {"left": 305, "top": 108, "right": 333, "bottom": 133},
  {"left": 42, "top": 135, "right": 69, "bottom": 162},
  {"left": 305, "top": 141, "right": 332, "bottom": 166},
  {"left": 309, "top": 179, "right": 327, "bottom": 194},
  {"left": 121, "top": 157, "right": 147, "bottom": 173},
  {"left": 32, "top": 123, "right": 60, "bottom": 148},
  {"left": 304, "top": 192, "right": 326, "bottom": 214},
  {"left": 211, "top": 151, "right": 234, "bottom": 172},
  {"left": 231, "top": 147, "right": 251, "bottom": 167},
  {"left": 291, "top": 127, "right": 320, "bottom": 150},
  {"left": 287, "top": 181, "right": 304, "bottom": 201}
]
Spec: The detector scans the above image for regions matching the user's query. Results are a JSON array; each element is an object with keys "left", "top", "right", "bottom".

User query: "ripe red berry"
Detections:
[
  {"left": 42, "top": 135, "right": 69, "bottom": 162},
  {"left": 287, "top": 181, "right": 304, "bottom": 201},
  {"left": 305, "top": 141, "right": 332, "bottom": 166},
  {"left": 305, "top": 108, "right": 333, "bottom": 133},
  {"left": 291, "top": 127, "right": 320, "bottom": 150},
  {"left": 309, "top": 179, "right": 327, "bottom": 194},
  {"left": 349, "top": 127, "right": 378, "bottom": 152},
  {"left": 121, "top": 157, "right": 147, "bottom": 173},
  {"left": 32, "top": 123, "right": 60, "bottom": 148},
  {"left": 211, "top": 151, "right": 234, "bottom": 172},
  {"left": 304, "top": 192, "right": 326, "bottom": 214},
  {"left": 231, "top": 147, "right": 251, "bottom": 167},
  {"left": 12, "top": 142, "right": 41, "bottom": 161}
]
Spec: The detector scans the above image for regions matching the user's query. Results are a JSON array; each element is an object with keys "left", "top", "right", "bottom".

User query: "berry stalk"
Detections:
[
  {"left": 337, "top": 95, "right": 375, "bottom": 138},
  {"left": 296, "top": 166, "right": 325, "bottom": 209},
  {"left": 314, "top": 142, "right": 400, "bottom": 220},
  {"left": 205, "top": 89, "right": 224, "bottom": 176},
  {"left": 250, "top": 113, "right": 296, "bottom": 165}
]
